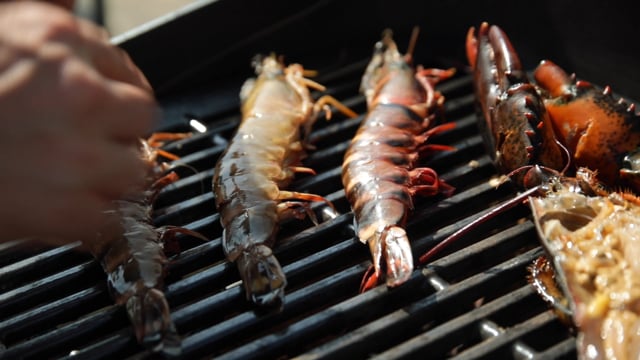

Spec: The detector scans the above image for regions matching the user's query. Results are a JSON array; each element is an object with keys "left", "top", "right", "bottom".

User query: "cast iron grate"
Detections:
[{"left": 0, "top": 58, "right": 577, "bottom": 359}]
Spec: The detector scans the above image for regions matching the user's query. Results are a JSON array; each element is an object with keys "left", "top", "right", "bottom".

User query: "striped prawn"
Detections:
[
  {"left": 212, "top": 54, "right": 357, "bottom": 309},
  {"left": 88, "top": 133, "right": 206, "bottom": 356},
  {"left": 342, "top": 29, "right": 456, "bottom": 292}
]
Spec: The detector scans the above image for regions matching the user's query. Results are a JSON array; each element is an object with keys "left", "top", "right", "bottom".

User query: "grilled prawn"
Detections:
[
  {"left": 342, "top": 29, "right": 456, "bottom": 292},
  {"left": 88, "top": 133, "right": 205, "bottom": 356},
  {"left": 213, "top": 54, "right": 356, "bottom": 308}
]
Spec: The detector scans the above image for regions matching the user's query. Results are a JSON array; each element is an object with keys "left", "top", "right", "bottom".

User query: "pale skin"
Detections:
[{"left": 0, "top": 0, "right": 157, "bottom": 245}]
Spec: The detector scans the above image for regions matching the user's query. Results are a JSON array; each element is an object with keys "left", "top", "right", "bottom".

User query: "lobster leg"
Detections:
[{"left": 528, "top": 256, "right": 573, "bottom": 325}]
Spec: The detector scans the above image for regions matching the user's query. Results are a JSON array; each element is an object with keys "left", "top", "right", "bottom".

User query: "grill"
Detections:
[{"left": 1, "top": 1, "right": 638, "bottom": 359}]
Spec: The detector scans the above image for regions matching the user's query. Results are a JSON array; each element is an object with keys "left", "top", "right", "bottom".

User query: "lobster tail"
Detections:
[
  {"left": 126, "top": 288, "right": 181, "bottom": 357},
  {"left": 236, "top": 244, "right": 287, "bottom": 309}
]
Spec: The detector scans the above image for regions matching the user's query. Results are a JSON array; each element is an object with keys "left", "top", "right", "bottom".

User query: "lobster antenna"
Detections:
[
  {"left": 419, "top": 185, "right": 541, "bottom": 264},
  {"left": 405, "top": 26, "right": 420, "bottom": 63},
  {"left": 556, "top": 139, "right": 572, "bottom": 175}
]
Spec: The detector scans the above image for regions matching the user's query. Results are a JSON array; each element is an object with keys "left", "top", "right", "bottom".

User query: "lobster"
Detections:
[
  {"left": 342, "top": 28, "right": 456, "bottom": 292},
  {"left": 213, "top": 54, "right": 357, "bottom": 309},
  {"left": 470, "top": 22, "right": 640, "bottom": 188},
  {"left": 418, "top": 22, "right": 640, "bottom": 360},
  {"left": 420, "top": 22, "right": 640, "bottom": 263}
]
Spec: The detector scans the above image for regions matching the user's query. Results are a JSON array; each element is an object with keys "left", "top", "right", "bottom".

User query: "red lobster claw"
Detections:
[
  {"left": 466, "top": 23, "right": 564, "bottom": 183},
  {"left": 534, "top": 60, "right": 640, "bottom": 187}
]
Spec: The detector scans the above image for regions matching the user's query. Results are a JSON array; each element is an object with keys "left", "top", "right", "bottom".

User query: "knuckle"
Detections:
[
  {"left": 28, "top": 7, "right": 78, "bottom": 46},
  {"left": 58, "top": 60, "right": 105, "bottom": 110}
]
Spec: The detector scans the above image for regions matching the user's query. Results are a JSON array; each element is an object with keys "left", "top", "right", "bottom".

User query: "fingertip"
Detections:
[
  {"left": 94, "top": 141, "right": 150, "bottom": 199},
  {"left": 47, "top": 0, "right": 76, "bottom": 11},
  {"left": 106, "top": 79, "right": 160, "bottom": 139},
  {"left": 118, "top": 47, "right": 154, "bottom": 93}
]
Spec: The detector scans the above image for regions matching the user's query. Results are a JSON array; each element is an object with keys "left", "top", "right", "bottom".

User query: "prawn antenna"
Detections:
[
  {"left": 405, "top": 26, "right": 420, "bottom": 63},
  {"left": 166, "top": 161, "right": 206, "bottom": 196}
]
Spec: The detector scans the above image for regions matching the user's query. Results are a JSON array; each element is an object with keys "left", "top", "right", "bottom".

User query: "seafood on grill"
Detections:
[
  {"left": 464, "top": 22, "right": 565, "bottom": 181},
  {"left": 88, "top": 133, "right": 206, "bottom": 356},
  {"left": 419, "top": 22, "right": 640, "bottom": 263},
  {"left": 466, "top": 21, "right": 640, "bottom": 189},
  {"left": 534, "top": 59, "right": 640, "bottom": 188},
  {"left": 212, "top": 54, "right": 357, "bottom": 309},
  {"left": 529, "top": 168, "right": 640, "bottom": 360},
  {"left": 417, "top": 21, "right": 640, "bottom": 358},
  {"left": 342, "top": 28, "right": 456, "bottom": 292}
]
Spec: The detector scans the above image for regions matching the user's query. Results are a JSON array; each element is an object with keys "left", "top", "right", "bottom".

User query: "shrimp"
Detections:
[
  {"left": 212, "top": 54, "right": 357, "bottom": 309},
  {"left": 341, "top": 29, "right": 456, "bottom": 292},
  {"left": 87, "top": 133, "right": 206, "bottom": 356}
]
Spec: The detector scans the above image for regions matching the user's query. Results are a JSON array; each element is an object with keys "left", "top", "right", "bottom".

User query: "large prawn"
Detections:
[
  {"left": 87, "top": 133, "right": 206, "bottom": 356},
  {"left": 212, "top": 54, "right": 357, "bottom": 309},
  {"left": 342, "top": 29, "right": 456, "bottom": 292}
]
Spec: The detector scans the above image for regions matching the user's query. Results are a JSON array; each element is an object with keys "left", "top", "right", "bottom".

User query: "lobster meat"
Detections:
[
  {"left": 88, "top": 133, "right": 206, "bottom": 356},
  {"left": 529, "top": 168, "right": 640, "bottom": 360},
  {"left": 212, "top": 54, "right": 356, "bottom": 309},
  {"left": 342, "top": 28, "right": 456, "bottom": 292}
]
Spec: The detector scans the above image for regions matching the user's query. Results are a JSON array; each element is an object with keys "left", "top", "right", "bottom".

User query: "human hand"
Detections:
[
  {"left": 0, "top": 0, "right": 76, "bottom": 11},
  {"left": 0, "top": 1, "right": 158, "bottom": 245}
]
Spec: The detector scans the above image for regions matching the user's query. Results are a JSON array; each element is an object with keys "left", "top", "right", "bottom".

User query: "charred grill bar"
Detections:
[{"left": 1, "top": 0, "right": 638, "bottom": 359}]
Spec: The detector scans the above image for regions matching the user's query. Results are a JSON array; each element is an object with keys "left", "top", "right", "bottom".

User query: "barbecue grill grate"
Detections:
[{"left": 0, "top": 52, "right": 579, "bottom": 359}]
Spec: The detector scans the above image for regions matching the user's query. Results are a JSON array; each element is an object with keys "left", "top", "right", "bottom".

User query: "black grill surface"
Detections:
[{"left": 0, "top": 56, "right": 579, "bottom": 359}]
